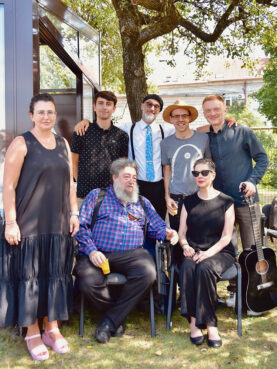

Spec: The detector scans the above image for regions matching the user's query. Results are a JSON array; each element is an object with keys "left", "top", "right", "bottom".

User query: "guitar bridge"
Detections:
[{"left": 257, "top": 281, "right": 274, "bottom": 291}]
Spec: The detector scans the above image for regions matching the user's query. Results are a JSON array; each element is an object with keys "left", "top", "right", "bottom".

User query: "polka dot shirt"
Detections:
[{"left": 71, "top": 121, "right": 129, "bottom": 198}]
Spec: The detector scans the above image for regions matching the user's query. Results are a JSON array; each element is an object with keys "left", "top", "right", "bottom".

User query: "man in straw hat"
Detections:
[{"left": 161, "top": 101, "right": 211, "bottom": 262}]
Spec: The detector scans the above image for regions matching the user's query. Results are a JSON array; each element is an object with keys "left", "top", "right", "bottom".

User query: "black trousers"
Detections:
[
  {"left": 73, "top": 248, "right": 156, "bottom": 329},
  {"left": 168, "top": 194, "right": 185, "bottom": 265},
  {"left": 235, "top": 204, "right": 261, "bottom": 251},
  {"left": 137, "top": 179, "right": 166, "bottom": 219},
  {"left": 179, "top": 252, "right": 234, "bottom": 329}
]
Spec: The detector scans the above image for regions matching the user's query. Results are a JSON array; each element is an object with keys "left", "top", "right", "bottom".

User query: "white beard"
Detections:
[
  {"left": 113, "top": 179, "right": 139, "bottom": 203},
  {"left": 142, "top": 110, "right": 156, "bottom": 124}
]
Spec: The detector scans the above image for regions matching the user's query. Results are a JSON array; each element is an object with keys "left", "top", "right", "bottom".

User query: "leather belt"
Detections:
[{"left": 170, "top": 193, "right": 186, "bottom": 200}]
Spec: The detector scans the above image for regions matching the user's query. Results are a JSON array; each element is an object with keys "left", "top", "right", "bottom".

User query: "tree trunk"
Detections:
[{"left": 121, "top": 35, "right": 148, "bottom": 123}]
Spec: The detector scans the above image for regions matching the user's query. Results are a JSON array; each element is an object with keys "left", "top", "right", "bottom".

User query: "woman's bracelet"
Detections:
[
  {"left": 70, "top": 211, "right": 79, "bottom": 217},
  {"left": 5, "top": 220, "right": 17, "bottom": 225},
  {"left": 181, "top": 242, "right": 189, "bottom": 248}
]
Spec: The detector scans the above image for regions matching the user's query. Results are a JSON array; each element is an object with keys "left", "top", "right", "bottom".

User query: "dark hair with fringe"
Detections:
[
  {"left": 93, "top": 91, "right": 117, "bottom": 106},
  {"left": 29, "top": 93, "right": 56, "bottom": 114}
]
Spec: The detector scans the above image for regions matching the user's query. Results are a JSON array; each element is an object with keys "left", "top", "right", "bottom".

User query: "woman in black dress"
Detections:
[
  {"left": 178, "top": 158, "right": 235, "bottom": 348},
  {"left": 0, "top": 94, "right": 79, "bottom": 360}
]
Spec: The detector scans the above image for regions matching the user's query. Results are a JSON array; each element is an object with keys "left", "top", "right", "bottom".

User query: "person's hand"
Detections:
[
  {"left": 239, "top": 181, "right": 256, "bottom": 197},
  {"left": 70, "top": 215, "right": 79, "bottom": 237},
  {"left": 192, "top": 249, "right": 212, "bottom": 264},
  {"left": 89, "top": 250, "right": 107, "bottom": 268},
  {"left": 166, "top": 197, "right": 178, "bottom": 216},
  {"left": 165, "top": 229, "right": 179, "bottom": 245},
  {"left": 74, "top": 120, "right": 90, "bottom": 136},
  {"left": 226, "top": 116, "right": 238, "bottom": 127},
  {"left": 5, "top": 222, "right": 21, "bottom": 245},
  {"left": 182, "top": 244, "right": 195, "bottom": 258}
]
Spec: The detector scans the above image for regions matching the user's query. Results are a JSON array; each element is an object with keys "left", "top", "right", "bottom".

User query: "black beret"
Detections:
[{"left": 142, "top": 94, "right": 164, "bottom": 111}]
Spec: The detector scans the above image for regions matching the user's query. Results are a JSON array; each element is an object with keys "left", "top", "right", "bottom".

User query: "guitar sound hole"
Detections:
[{"left": 256, "top": 260, "right": 269, "bottom": 275}]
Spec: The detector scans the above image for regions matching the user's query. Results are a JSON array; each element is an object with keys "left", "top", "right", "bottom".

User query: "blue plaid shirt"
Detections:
[{"left": 75, "top": 185, "right": 168, "bottom": 255}]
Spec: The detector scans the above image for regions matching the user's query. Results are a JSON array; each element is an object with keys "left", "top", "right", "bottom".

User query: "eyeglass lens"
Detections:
[
  {"left": 171, "top": 114, "right": 190, "bottom": 119},
  {"left": 145, "top": 101, "right": 160, "bottom": 110}
]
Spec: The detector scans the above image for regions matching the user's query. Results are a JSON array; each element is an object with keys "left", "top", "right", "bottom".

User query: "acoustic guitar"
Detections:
[{"left": 238, "top": 184, "right": 277, "bottom": 313}]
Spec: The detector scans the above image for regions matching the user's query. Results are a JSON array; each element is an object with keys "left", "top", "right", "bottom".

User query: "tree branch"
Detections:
[
  {"left": 133, "top": 0, "right": 165, "bottom": 12},
  {"left": 138, "top": 4, "right": 179, "bottom": 44},
  {"left": 179, "top": 0, "right": 249, "bottom": 43}
]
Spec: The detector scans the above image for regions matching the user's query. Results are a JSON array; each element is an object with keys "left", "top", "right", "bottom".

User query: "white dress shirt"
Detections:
[{"left": 118, "top": 119, "right": 175, "bottom": 182}]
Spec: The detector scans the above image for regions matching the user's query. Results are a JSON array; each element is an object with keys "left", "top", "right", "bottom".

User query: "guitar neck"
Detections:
[{"left": 248, "top": 203, "right": 264, "bottom": 261}]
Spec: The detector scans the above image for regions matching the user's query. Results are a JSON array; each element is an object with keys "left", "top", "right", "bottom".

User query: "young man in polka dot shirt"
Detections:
[{"left": 71, "top": 91, "right": 129, "bottom": 207}]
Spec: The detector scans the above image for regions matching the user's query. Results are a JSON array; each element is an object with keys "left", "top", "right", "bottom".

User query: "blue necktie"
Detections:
[{"left": 146, "top": 125, "right": 155, "bottom": 182}]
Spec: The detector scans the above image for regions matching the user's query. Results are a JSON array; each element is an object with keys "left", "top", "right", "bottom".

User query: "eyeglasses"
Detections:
[
  {"left": 191, "top": 170, "right": 214, "bottom": 177},
  {"left": 36, "top": 110, "right": 56, "bottom": 117},
  {"left": 145, "top": 101, "right": 160, "bottom": 110},
  {"left": 171, "top": 113, "right": 190, "bottom": 120}
]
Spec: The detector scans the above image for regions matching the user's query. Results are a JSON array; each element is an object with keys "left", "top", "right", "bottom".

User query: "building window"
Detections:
[
  {"left": 40, "top": 46, "right": 76, "bottom": 90},
  {"left": 225, "top": 98, "right": 232, "bottom": 107}
]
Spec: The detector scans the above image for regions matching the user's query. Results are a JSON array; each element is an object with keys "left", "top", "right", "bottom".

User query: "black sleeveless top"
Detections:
[
  {"left": 16, "top": 131, "right": 70, "bottom": 237},
  {"left": 183, "top": 192, "right": 235, "bottom": 256}
]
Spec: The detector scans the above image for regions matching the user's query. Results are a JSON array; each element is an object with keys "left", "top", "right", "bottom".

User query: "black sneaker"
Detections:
[
  {"left": 111, "top": 323, "right": 125, "bottom": 337},
  {"left": 95, "top": 320, "right": 112, "bottom": 343}
]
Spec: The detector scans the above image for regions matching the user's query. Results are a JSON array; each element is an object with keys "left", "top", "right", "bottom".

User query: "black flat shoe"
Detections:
[
  {"left": 190, "top": 335, "right": 204, "bottom": 345},
  {"left": 207, "top": 336, "right": 222, "bottom": 348}
]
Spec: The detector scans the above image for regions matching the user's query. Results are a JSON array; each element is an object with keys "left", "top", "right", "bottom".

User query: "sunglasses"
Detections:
[{"left": 192, "top": 170, "right": 214, "bottom": 177}]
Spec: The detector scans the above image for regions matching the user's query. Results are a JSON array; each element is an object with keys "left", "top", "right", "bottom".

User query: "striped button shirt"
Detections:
[{"left": 75, "top": 185, "right": 168, "bottom": 255}]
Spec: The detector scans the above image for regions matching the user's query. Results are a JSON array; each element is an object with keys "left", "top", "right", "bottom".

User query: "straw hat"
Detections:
[{"left": 162, "top": 100, "right": 198, "bottom": 123}]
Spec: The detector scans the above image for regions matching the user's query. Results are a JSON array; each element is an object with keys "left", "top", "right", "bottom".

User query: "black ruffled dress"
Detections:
[{"left": 0, "top": 131, "right": 74, "bottom": 328}]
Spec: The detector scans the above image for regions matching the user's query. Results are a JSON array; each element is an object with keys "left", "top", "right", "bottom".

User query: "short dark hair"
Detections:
[
  {"left": 193, "top": 158, "right": 216, "bottom": 172},
  {"left": 29, "top": 93, "right": 56, "bottom": 114},
  {"left": 142, "top": 94, "right": 164, "bottom": 111},
  {"left": 110, "top": 158, "right": 138, "bottom": 177},
  {"left": 93, "top": 91, "right": 117, "bottom": 106}
]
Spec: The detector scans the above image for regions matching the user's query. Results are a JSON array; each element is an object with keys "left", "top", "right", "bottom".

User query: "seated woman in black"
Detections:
[{"left": 178, "top": 158, "right": 235, "bottom": 348}]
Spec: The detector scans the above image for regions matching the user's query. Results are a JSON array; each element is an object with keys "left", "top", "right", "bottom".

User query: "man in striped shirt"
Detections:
[{"left": 74, "top": 158, "right": 178, "bottom": 343}]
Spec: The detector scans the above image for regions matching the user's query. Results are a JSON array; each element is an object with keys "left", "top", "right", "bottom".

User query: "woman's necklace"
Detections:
[{"left": 31, "top": 129, "right": 55, "bottom": 148}]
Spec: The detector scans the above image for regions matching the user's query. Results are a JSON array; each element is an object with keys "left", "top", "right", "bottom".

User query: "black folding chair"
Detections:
[{"left": 261, "top": 204, "right": 277, "bottom": 246}]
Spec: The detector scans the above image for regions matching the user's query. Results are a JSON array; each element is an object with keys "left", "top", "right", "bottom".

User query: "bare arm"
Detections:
[
  {"left": 72, "top": 152, "right": 79, "bottom": 181},
  {"left": 178, "top": 204, "right": 195, "bottom": 258},
  {"left": 163, "top": 165, "right": 178, "bottom": 215},
  {"left": 64, "top": 139, "right": 79, "bottom": 237},
  {"left": 3, "top": 136, "right": 27, "bottom": 245},
  {"left": 197, "top": 125, "right": 210, "bottom": 133},
  {"left": 193, "top": 204, "right": 235, "bottom": 263}
]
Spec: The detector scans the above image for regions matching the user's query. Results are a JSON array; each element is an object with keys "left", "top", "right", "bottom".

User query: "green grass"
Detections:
[{"left": 1, "top": 243, "right": 277, "bottom": 369}]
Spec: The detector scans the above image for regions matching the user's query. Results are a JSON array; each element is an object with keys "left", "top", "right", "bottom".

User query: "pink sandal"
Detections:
[
  {"left": 25, "top": 334, "right": 49, "bottom": 361},
  {"left": 42, "top": 327, "right": 69, "bottom": 354}
]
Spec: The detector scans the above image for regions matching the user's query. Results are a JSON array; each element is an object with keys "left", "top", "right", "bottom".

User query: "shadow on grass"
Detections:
[{"left": 1, "top": 305, "right": 276, "bottom": 369}]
